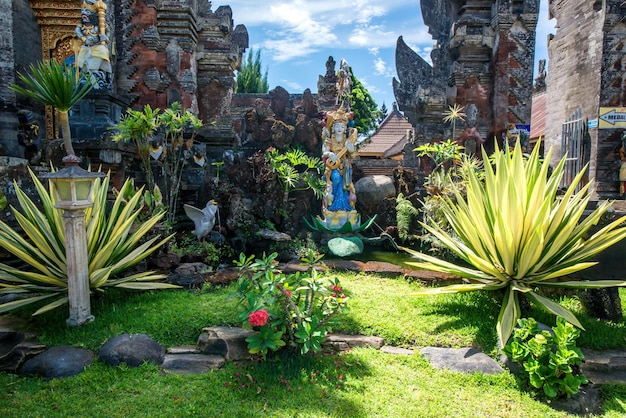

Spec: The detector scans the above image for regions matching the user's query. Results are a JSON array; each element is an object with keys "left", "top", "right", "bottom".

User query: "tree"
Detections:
[
  {"left": 349, "top": 69, "right": 379, "bottom": 135},
  {"left": 377, "top": 102, "right": 389, "bottom": 125},
  {"left": 10, "top": 60, "right": 93, "bottom": 160},
  {"left": 236, "top": 49, "right": 269, "bottom": 93}
]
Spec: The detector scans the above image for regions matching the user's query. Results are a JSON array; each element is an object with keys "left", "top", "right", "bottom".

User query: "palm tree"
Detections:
[{"left": 10, "top": 60, "right": 93, "bottom": 160}]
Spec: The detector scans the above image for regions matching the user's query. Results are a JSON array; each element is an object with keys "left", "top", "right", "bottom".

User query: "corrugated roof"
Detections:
[
  {"left": 358, "top": 107, "right": 413, "bottom": 158},
  {"left": 530, "top": 92, "right": 546, "bottom": 140}
]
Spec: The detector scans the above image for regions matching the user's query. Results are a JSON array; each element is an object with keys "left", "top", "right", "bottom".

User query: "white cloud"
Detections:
[{"left": 373, "top": 57, "right": 394, "bottom": 77}]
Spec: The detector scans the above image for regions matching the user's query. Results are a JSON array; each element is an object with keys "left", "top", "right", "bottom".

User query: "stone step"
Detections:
[
  {"left": 162, "top": 352, "right": 225, "bottom": 374},
  {"left": 580, "top": 348, "right": 626, "bottom": 385}
]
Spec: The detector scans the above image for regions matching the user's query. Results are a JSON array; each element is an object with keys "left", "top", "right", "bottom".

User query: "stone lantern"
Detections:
[{"left": 41, "top": 163, "right": 105, "bottom": 326}]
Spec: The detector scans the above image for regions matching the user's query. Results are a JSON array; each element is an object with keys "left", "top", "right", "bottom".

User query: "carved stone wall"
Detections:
[
  {"left": 544, "top": 0, "right": 626, "bottom": 197},
  {"left": 394, "top": 0, "right": 538, "bottom": 150}
]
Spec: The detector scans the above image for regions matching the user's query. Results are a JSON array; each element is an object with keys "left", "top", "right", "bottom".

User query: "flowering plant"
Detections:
[{"left": 234, "top": 250, "right": 348, "bottom": 358}]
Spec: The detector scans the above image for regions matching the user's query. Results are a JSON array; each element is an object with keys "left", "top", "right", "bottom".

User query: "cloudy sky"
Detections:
[{"left": 215, "top": 1, "right": 555, "bottom": 111}]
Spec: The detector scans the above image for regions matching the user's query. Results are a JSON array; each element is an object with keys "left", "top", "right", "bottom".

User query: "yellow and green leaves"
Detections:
[
  {"left": 405, "top": 140, "right": 626, "bottom": 346},
  {"left": 0, "top": 169, "right": 176, "bottom": 316}
]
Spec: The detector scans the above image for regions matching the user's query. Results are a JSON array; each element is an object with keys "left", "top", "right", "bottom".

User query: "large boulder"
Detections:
[
  {"left": 354, "top": 175, "right": 396, "bottom": 221},
  {"left": 20, "top": 346, "right": 94, "bottom": 380},
  {"left": 99, "top": 334, "right": 165, "bottom": 367}
]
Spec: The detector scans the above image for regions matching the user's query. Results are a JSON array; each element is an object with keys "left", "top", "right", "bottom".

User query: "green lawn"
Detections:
[{"left": 1, "top": 272, "right": 625, "bottom": 417}]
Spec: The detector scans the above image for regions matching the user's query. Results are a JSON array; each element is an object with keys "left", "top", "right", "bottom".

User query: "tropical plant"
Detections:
[
  {"left": 402, "top": 140, "right": 626, "bottom": 347},
  {"left": 266, "top": 147, "right": 326, "bottom": 203},
  {"left": 112, "top": 102, "right": 204, "bottom": 227},
  {"left": 395, "top": 193, "right": 419, "bottom": 242},
  {"left": 9, "top": 60, "right": 93, "bottom": 158},
  {"left": 0, "top": 169, "right": 176, "bottom": 316},
  {"left": 503, "top": 317, "right": 588, "bottom": 399},
  {"left": 233, "top": 251, "right": 348, "bottom": 357},
  {"left": 442, "top": 103, "right": 466, "bottom": 141}
]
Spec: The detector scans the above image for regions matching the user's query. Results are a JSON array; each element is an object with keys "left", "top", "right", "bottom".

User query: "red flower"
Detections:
[
  {"left": 285, "top": 289, "right": 292, "bottom": 297},
  {"left": 248, "top": 309, "right": 269, "bottom": 327},
  {"left": 332, "top": 285, "right": 343, "bottom": 295}
]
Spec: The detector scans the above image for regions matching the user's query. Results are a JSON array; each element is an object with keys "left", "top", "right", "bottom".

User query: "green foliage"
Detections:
[
  {"left": 170, "top": 233, "right": 233, "bottom": 267},
  {"left": 395, "top": 193, "right": 419, "bottom": 242},
  {"left": 236, "top": 48, "right": 269, "bottom": 93},
  {"left": 414, "top": 139, "right": 463, "bottom": 172},
  {"left": 112, "top": 102, "right": 204, "bottom": 227},
  {"left": 10, "top": 60, "right": 93, "bottom": 157},
  {"left": 503, "top": 317, "right": 588, "bottom": 399},
  {"left": 403, "top": 140, "right": 626, "bottom": 347},
  {"left": 233, "top": 250, "right": 348, "bottom": 357},
  {"left": 265, "top": 147, "right": 326, "bottom": 200},
  {"left": 0, "top": 169, "right": 176, "bottom": 316},
  {"left": 349, "top": 69, "right": 379, "bottom": 135}
]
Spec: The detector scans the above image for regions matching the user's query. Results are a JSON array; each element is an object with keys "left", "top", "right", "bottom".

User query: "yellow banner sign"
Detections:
[{"left": 599, "top": 107, "right": 626, "bottom": 128}]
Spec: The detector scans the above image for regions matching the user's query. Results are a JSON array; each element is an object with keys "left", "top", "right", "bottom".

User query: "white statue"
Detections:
[{"left": 184, "top": 200, "right": 218, "bottom": 240}]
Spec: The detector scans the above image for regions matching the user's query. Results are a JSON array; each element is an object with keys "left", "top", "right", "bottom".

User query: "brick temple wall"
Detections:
[{"left": 544, "top": 0, "right": 626, "bottom": 197}]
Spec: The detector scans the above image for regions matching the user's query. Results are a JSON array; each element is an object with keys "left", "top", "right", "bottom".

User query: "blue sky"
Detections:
[{"left": 216, "top": 1, "right": 555, "bottom": 110}]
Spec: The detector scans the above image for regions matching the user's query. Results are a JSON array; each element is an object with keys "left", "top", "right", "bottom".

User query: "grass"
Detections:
[{"left": 1, "top": 272, "right": 626, "bottom": 417}]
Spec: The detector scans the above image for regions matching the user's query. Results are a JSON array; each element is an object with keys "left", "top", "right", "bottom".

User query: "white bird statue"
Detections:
[{"left": 184, "top": 200, "right": 218, "bottom": 240}]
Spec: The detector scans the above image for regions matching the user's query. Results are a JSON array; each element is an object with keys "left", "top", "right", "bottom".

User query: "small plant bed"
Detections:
[{"left": 2, "top": 272, "right": 626, "bottom": 417}]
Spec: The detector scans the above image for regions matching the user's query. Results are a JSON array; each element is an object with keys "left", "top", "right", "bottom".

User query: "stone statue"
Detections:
[
  {"left": 73, "top": 0, "right": 112, "bottom": 89},
  {"left": 17, "top": 109, "right": 42, "bottom": 164},
  {"left": 184, "top": 200, "right": 218, "bottom": 240},
  {"left": 619, "top": 131, "right": 626, "bottom": 200},
  {"left": 319, "top": 106, "right": 359, "bottom": 230}
]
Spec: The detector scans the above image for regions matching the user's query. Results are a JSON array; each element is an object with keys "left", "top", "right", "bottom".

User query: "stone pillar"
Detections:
[{"left": 63, "top": 209, "right": 93, "bottom": 326}]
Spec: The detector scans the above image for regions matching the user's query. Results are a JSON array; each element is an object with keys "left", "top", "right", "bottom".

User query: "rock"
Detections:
[
  {"left": 420, "top": 347, "right": 504, "bottom": 375},
  {"left": 162, "top": 353, "right": 225, "bottom": 374},
  {"left": 325, "top": 334, "right": 384, "bottom": 351},
  {"left": 327, "top": 236, "right": 364, "bottom": 257},
  {"left": 175, "top": 262, "right": 212, "bottom": 276},
  {"left": 197, "top": 327, "right": 256, "bottom": 361},
  {"left": 549, "top": 384, "right": 602, "bottom": 416},
  {"left": 20, "top": 346, "right": 94, "bottom": 380},
  {"left": 580, "top": 348, "right": 626, "bottom": 385},
  {"left": 256, "top": 229, "right": 291, "bottom": 242},
  {"left": 354, "top": 175, "right": 396, "bottom": 210},
  {"left": 381, "top": 346, "right": 414, "bottom": 355},
  {"left": 0, "top": 318, "right": 46, "bottom": 373},
  {"left": 99, "top": 334, "right": 165, "bottom": 367}
]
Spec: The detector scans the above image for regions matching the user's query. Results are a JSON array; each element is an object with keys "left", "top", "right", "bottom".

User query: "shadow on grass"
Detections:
[
  {"left": 419, "top": 291, "right": 501, "bottom": 352},
  {"left": 216, "top": 348, "right": 374, "bottom": 417}
]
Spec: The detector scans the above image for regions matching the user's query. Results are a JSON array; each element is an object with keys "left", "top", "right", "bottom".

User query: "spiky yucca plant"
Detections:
[
  {"left": 0, "top": 170, "right": 176, "bottom": 316},
  {"left": 402, "top": 141, "right": 626, "bottom": 347}
]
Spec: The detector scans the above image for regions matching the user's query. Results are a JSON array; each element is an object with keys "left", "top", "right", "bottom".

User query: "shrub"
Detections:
[
  {"left": 503, "top": 317, "right": 588, "bottom": 399},
  {"left": 233, "top": 251, "right": 348, "bottom": 357}
]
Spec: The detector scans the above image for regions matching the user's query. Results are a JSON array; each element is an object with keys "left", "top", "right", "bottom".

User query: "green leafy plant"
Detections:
[
  {"left": 233, "top": 250, "right": 348, "bottom": 357},
  {"left": 112, "top": 102, "right": 204, "bottom": 227},
  {"left": 395, "top": 193, "right": 419, "bottom": 242},
  {"left": 266, "top": 147, "right": 326, "bottom": 203},
  {"left": 170, "top": 233, "right": 233, "bottom": 267},
  {"left": 503, "top": 317, "right": 588, "bottom": 399},
  {"left": 0, "top": 169, "right": 176, "bottom": 316},
  {"left": 402, "top": 140, "right": 626, "bottom": 347},
  {"left": 10, "top": 60, "right": 93, "bottom": 158}
]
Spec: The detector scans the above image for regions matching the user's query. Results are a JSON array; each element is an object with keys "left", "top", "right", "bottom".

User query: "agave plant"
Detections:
[
  {"left": 0, "top": 169, "right": 177, "bottom": 316},
  {"left": 9, "top": 60, "right": 93, "bottom": 158},
  {"left": 402, "top": 141, "right": 626, "bottom": 347}
]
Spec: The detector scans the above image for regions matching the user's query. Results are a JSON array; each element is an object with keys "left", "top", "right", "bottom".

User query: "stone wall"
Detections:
[
  {"left": 544, "top": 0, "right": 626, "bottom": 197},
  {"left": 394, "top": 0, "right": 538, "bottom": 151}
]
